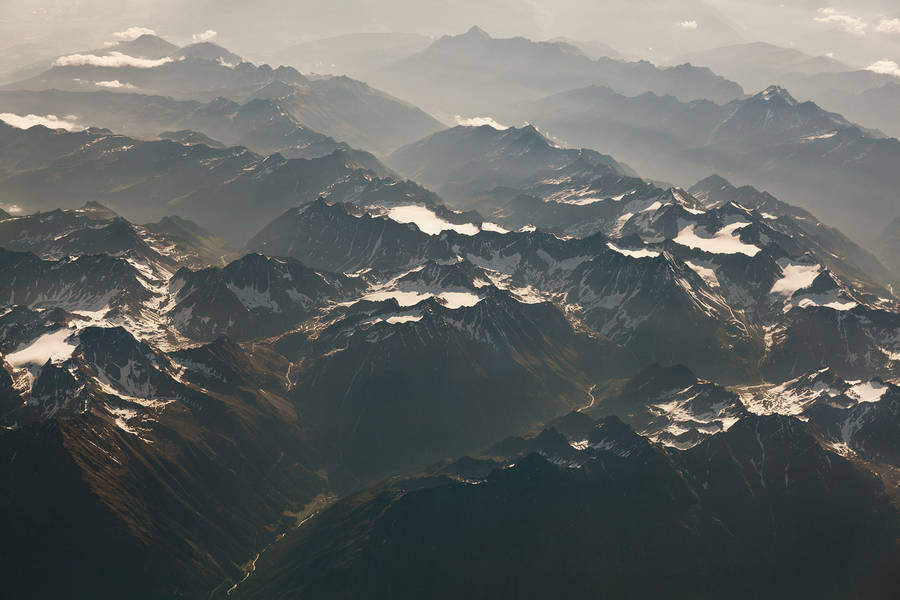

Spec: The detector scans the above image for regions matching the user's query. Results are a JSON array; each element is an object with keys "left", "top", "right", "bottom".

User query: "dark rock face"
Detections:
[
  {"left": 234, "top": 415, "right": 900, "bottom": 600},
  {"left": 0, "top": 328, "right": 327, "bottom": 599},
  {"left": 0, "top": 122, "right": 432, "bottom": 242},
  {"left": 168, "top": 253, "right": 366, "bottom": 341}
]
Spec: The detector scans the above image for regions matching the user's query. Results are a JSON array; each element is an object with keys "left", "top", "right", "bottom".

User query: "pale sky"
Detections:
[{"left": 2, "top": 0, "right": 899, "bottom": 68}]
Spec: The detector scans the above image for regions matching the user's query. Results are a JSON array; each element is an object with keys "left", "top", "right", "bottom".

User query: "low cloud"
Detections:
[
  {"left": 192, "top": 29, "right": 218, "bottom": 43},
  {"left": 454, "top": 115, "right": 509, "bottom": 129},
  {"left": 876, "top": 18, "right": 900, "bottom": 34},
  {"left": 866, "top": 60, "right": 900, "bottom": 77},
  {"left": 53, "top": 52, "right": 175, "bottom": 69},
  {"left": 112, "top": 26, "right": 156, "bottom": 41},
  {"left": 0, "top": 204, "right": 23, "bottom": 215},
  {"left": 680, "top": 20, "right": 698, "bottom": 30},
  {"left": 814, "top": 8, "right": 867, "bottom": 36},
  {"left": 0, "top": 113, "right": 84, "bottom": 132},
  {"left": 95, "top": 80, "right": 136, "bottom": 89}
]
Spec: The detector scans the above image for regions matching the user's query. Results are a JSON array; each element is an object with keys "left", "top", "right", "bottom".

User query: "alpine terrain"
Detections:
[{"left": 1, "top": 5, "right": 899, "bottom": 599}]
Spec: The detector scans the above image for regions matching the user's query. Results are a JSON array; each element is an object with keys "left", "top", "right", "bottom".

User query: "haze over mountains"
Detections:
[
  {"left": 676, "top": 41, "right": 857, "bottom": 92},
  {"left": 371, "top": 26, "right": 745, "bottom": 119},
  {"left": 675, "top": 41, "right": 900, "bottom": 139},
  {"left": 262, "top": 32, "right": 434, "bottom": 79},
  {"left": 0, "top": 33, "right": 443, "bottom": 154},
  {"left": 2, "top": 6, "right": 900, "bottom": 599},
  {"left": 504, "top": 84, "right": 900, "bottom": 245},
  {"left": 8, "top": 1, "right": 900, "bottom": 68}
]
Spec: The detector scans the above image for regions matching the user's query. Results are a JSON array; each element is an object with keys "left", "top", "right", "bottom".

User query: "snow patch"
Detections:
[
  {"left": 790, "top": 290, "right": 858, "bottom": 312},
  {"left": 362, "top": 289, "right": 481, "bottom": 309},
  {"left": 848, "top": 381, "right": 887, "bottom": 404},
  {"left": 770, "top": 261, "right": 821, "bottom": 296},
  {"left": 364, "top": 312, "right": 424, "bottom": 326},
  {"left": 438, "top": 292, "right": 483, "bottom": 309},
  {"left": 385, "top": 314, "right": 423, "bottom": 324},
  {"left": 673, "top": 220, "right": 760, "bottom": 256},
  {"left": 802, "top": 131, "right": 838, "bottom": 141},
  {"left": 607, "top": 242, "right": 660, "bottom": 259},
  {"left": 480, "top": 221, "right": 509, "bottom": 233},
  {"left": 227, "top": 283, "right": 283, "bottom": 312},
  {"left": 387, "top": 205, "right": 479, "bottom": 236},
  {"left": 6, "top": 329, "right": 77, "bottom": 368},
  {"left": 684, "top": 260, "right": 720, "bottom": 288},
  {"left": 107, "top": 406, "right": 141, "bottom": 435}
]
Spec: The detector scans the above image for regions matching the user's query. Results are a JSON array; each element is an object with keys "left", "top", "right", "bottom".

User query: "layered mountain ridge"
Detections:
[
  {"left": 2, "top": 38, "right": 900, "bottom": 597},
  {"left": 232, "top": 412, "right": 900, "bottom": 599},
  {"left": 0, "top": 33, "right": 444, "bottom": 155},
  {"left": 507, "top": 84, "right": 900, "bottom": 245},
  {"left": 372, "top": 26, "right": 744, "bottom": 117}
]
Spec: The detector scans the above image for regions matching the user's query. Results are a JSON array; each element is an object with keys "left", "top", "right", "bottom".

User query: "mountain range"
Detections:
[
  {"left": 263, "top": 32, "right": 433, "bottom": 80},
  {"left": 505, "top": 84, "right": 900, "bottom": 246},
  {"left": 0, "top": 120, "right": 416, "bottom": 241},
  {"left": 245, "top": 189, "right": 900, "bottom": 385},
  {"left": 233, "top": 413, "right": 900, "bottom": 599},
  {"left": 371, "top": 26, "right": 744, "bottom": 118},
  {"left": 674, "top": 41, "right": 900, "bottom": 140},
  {"left": 2, "top": 22, "right": 900, "bottom": 600},
  {"left": 1, "top": 34, "right": 444, "bottom": 154},
  {"left": 675, "top": 41, "right": 855, "bottom": 93}
]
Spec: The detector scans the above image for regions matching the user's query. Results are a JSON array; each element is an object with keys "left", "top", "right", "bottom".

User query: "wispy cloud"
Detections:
[
  {"left": 192, "top": 29, "right": 218, "bottom": 43},
  {"left": 454, "top": 115, "right": 509, "bottom": 129},
  {"left": 112, "top": 26, "right": 156, "bottom": 41},
  {"left": 866, "top": 60, "right": 900, "bottom": 77},
  {"left": 814, "top": 8, "right": 867, "bottom": 35},
  {"left": 0, "top": 113, "right": 84, "bottom": 132},
  {"left": 876, "top": 18, "right": 900, "bottom": 34},
  {"left": 680, "top": 20, "right": 698, "bottom": 30},
  {"left": 0, "top": 204, "right": 23, "bottom": 215},
  {"left": 53, "top": 52, "right": 175, "bottom": 69},
  {"left": 94, "top": 80, "right": 136, "bottom": 89}
]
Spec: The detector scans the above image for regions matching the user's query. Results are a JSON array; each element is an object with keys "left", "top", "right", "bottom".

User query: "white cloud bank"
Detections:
[
  {"left": 867, "top": 60, "right": 900, "bottom": 77},
  {"left": 0, "top": 113, "right": 84, "bottom": 131},
  {"left": 95, "top": 80, "right": 136, "bottom": 89},
  {"left": 876, "top": 18, "right": 900, "bottom": 34},
  {"left": 53, "top": 51, "right": 175, "bottom": 68},
  {"left": 192, "top": 29, "right": 218, "bottom": 43},
  {"left": 680, "top": 20, "right": 698, "bottom": 30},
  {"left": 454, "top": 115, "right": 509, "bottom": 129},
  {"left": 814, "top": 8, "right": 867, "bottom": 36},
  {"left": 112, "top": 27, "right": 156, "bottom": 41}
]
